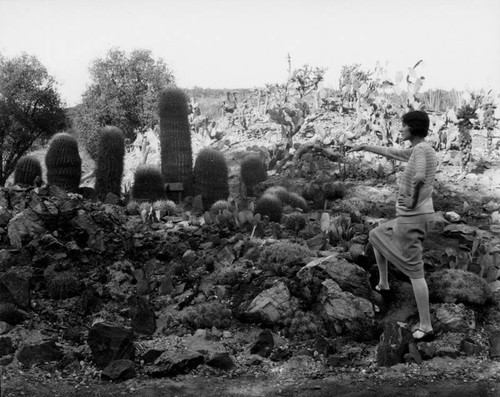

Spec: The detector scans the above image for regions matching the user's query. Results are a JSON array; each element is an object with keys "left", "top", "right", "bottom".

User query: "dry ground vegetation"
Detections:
[{"left": 1, "top": 90, "right": 500, "bottom": 397}]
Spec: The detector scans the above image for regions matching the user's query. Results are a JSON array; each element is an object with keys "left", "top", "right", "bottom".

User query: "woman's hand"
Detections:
[
  {"left": 344, "top": 143, "right": 365, "bottom": 153},
  {"left": 398, "top": 195, "right": 416, "bottom": 209}
]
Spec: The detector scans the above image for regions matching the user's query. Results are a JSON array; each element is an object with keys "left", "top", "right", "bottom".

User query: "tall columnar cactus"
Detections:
[
  {"left": 14, "top": 155, "right": 43, "bottom": 187},
  {"left": 131, "top": 165, "right": 165, "bottom": 202},
  {"left": 94, "top": 126, "right": 125, "bottom": 201},
  {"left": 240, "top": 155, "right": 267, "bottom": 196},
  {"left": 193, "top": 147, "right": 229, "bottom": 210},
  {"left": 159, "top": 87, "right": 193, "bottom": 199},
  {"left": 45, "top": 132, "right": 82, "bottom": 193}
]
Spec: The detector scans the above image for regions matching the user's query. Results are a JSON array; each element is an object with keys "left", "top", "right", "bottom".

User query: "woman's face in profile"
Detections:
[{"left": 400, "top": 122, "right": 411, "bottom": 141}]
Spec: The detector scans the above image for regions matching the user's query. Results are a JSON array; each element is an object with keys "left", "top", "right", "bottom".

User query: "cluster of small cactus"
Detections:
[
  {"left": 138, "top": 202, "right": 154, "bottom": 222},
  {"left": 94, "top": 126, "right": 125, "bottom": 201},
  {"left": 47, "top": 272, "right": 82, "bottom": 299},
  {"left": 131, "top": 165, "right": 165, "bottom": 202},
  {"left": 126, "top": 199, "right": 178, "bottom": 221},
  {"left": 301, "top": 182, "right": 324, "bottom": 208},
  {"left": 240, "top": 155, "right": 267, "bottom": 196},
  {"left": 264, "top": 186, "right": 308, "bottom": 212},
  {"left": 159, "top": 87, "right": 193, "bottom": 199},
  {"left": 193, "top": 147, "right": 229, "bottom": 210},
  {"left": 255, "top": 193, "right": 283, "bottom": 222},
  {"left": 45, "top": 132, "right": 82, "bottom": 193},
  {"left": 210, "top": 200, "right": 234, "bottom": 216},
  {"left": 152, "top": 199, "right": 178, "bottom": 217},
  {"left": 302, "top": 181, "right": 347, "bottom": 209}
]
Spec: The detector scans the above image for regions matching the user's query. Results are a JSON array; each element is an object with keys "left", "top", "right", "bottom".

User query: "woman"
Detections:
[{"left": 346, "top": 110, "right": 437, "bottom": 342}]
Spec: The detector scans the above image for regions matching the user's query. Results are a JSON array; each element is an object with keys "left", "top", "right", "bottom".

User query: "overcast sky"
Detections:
[{"left": 1, "top": 0, "right": 499, "bottom": 106}]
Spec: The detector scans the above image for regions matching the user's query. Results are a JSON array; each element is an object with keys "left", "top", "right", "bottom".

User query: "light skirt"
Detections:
[{"left": 368, "top": 214, "right": 434, "bottom": 279}]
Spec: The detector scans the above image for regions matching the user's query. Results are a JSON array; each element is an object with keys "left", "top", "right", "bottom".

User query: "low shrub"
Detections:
[
  {"left": 260, "top": 241, "right": 313, "bottom": 276},
  {"left": 428, "top": 269, "right": 492, "bottom": 306},
  {"left": 283, "top": 213, "right": 308, "bottom": 232},
  {"left": 47, "top": 272, "right": 82, "bottom": 299},
  {"left": 181, "top": 301, "right": 233, "bottom": 330},
  {"left": 126, "top": 200, "right": 140, "bottom": 215}
]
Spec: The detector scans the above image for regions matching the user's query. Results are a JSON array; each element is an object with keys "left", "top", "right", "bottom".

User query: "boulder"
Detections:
[
  {"left": 101, "top": 359, "right": 135, "bottom": 381},
  {"left": 146, "top": 349, "right": 204, "bottom": 377},
  {"left": 130, "top": 296, "right": 156, "bottom": 336},
  {"left": 0, "top": 270, "right": 30, "bottom": 308},
  {"left": 7, "top": 211, "right": 46, "bottom": 249},
  {"left": 249, "top": 329, "right": 274, "bottom": 358},
  {"left": 297, "top": 254, "right": 372, "bottom": 300},
  {"left": 376, "top": 321, "right": 413, "bottom": 367},
  {"left": 0, "top": 336, "right": 14, "bottom": 357},
  {"left": 489, "top": 330, "right": 500, "bottom": 360},
  {"left": 206, "top": 352, "right": 235, "bottom": 370},
  {"left": 17, "top": 341, "right": 63, "bottom": 367},
  {"left": 316, "top": 279, "right": 374, "bottom": 335},
  {"left": 243, "top": 281, "right": 299, "bottom": 325},
  {"left": 87, "top": 322, "right": 135, "bottom": 368},
  {"left": 434, "top": 303, "right": 476, "bottom": 333}
]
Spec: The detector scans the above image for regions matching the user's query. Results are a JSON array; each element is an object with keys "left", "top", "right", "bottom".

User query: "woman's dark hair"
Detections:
[{"left": 402, "top": 110, "right": 430, "bottom": 137}]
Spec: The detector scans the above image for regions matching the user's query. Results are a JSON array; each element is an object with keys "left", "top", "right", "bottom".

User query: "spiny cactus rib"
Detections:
[
  {"left": 159, "top": 87, "right": 193, "bottom": 199},
  {"left": 14, "top": 155, "right": 43, "bottom": 187},
  {"left": 94, "top": 126, "right": 125, "bottom": 202},
  {"left": 45, "top": 132, "right": 82, "bottom": 193},
  {"left": 193, "top": 147, "right": 229, "bottom": 210},
  {"left": 131, "top": 165, "right": 165, "bottom": 202}
]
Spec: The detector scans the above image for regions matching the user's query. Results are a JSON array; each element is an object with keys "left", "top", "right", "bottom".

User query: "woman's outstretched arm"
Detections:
[{"left": 345, "top": 144, "right": 412, "bottom": 162}]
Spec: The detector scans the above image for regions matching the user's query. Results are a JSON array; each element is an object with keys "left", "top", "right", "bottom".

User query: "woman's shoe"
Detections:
[
  {"left": 412, "top": 328, "right": 435, "bottom": 342},
  {"left": 375, "top": 284, "right": 395, "bottom": 300}
]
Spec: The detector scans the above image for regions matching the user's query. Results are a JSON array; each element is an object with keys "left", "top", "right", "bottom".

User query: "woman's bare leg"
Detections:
[
  {"left": 410, "top": 277, "right": 433, "bottom": 335},
  {"left": 374, "top": 247, "right": 389, "bottom": 289}
]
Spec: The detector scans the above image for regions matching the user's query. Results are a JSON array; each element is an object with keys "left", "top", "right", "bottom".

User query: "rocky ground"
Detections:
[{"left": 1, "top": 114, "right": 500, "bottom": 397}]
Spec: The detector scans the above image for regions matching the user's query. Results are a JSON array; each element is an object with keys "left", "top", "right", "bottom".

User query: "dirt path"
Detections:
[{"left": 3, "top": 375, "right": 500, "bottom": 397}]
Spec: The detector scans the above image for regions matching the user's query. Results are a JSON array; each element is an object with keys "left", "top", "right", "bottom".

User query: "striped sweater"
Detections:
[{"left": 365, "top": 142, "right": 437, "bottom": 217}]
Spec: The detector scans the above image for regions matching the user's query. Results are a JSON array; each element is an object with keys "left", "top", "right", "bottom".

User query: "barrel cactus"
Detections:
[
  {"left": 14, "top": 155, "right": 43, "bottom": 187},
  {"left": 264, "top": 186, "right": 308, "bottom": 212},
  {"left": 255, "top": 193, "right": 283, "bottom": 222},
  {"left": 193, "top": 147, "right": 229, "bottom": 210},
  {"left": 159, "top": 87, "right": 193, "bottom": 199},
  {"left": 131, "top": 165, "right": 165, "bottom": 202},
  {"left": 240, "top": 155, "right": 267, "bottom": 196},
  {"left": 45, "top": 132, "right": 82, "bottom": 193},
  {"left": 94, "top": 126, "right": 125, "bottom": 201}
]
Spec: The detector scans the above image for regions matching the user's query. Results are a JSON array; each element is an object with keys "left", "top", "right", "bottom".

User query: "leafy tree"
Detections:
[
  {"left": 0, "top": 53, "right": 67, "bottom": 185},
  {"left": 74, "top": 48, "right": 175, "bottom": 159}
]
